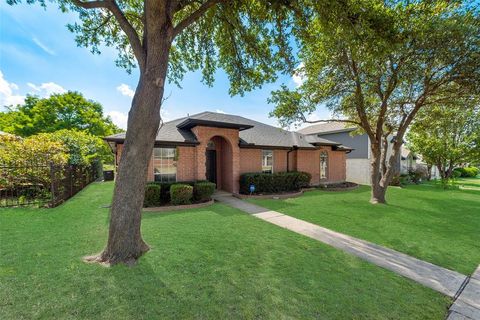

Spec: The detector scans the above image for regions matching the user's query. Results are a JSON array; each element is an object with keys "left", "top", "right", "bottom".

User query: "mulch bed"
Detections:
[
  {"left": 234, "top": 190, "right": 304, "bottom": 200},
  {"left": 317, "top": 182, "right": 359, "bottom": 191},
  {"left": 143, "top": 199, "right": 214, "bottom": 212}
]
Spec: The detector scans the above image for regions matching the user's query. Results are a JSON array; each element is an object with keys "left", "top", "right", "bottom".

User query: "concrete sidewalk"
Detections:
[
  {"left": 447, "top": 266, "right": 480, "bottom": 320},
  {"left": 212, "top": 193, "right": 468, "bottom": 299}
]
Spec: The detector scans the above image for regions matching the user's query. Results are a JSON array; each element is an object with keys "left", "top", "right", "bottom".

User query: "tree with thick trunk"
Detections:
[
  {"left": 270, "top": 0, "right": 480, "bottom": 204},
  {"left": 10, "top": 0, "right": 301, "bottom": 265}
]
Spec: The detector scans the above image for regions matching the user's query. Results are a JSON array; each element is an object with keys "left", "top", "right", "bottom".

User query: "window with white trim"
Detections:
[
  {"left": 262, "top": 150, "right": 273, "bottom": 173},
  {"left": 153, "top": 147, "right": 177, "bottom": 182},
  {"left": 320, "top": 151, "right": 328, "bottom": 179}
]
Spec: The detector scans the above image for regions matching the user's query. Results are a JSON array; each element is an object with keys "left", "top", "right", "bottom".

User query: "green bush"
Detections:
[
  {"left": 144, "top": 183, "right": 161, "bottom": 207},
  {"left": 452, "top": 170, "right": 462, "bottom": 178},
  {"left": 239, "top": 171, "right": 312, "bottom": 194},
  {"left": 454, "top": 167, "right": 479, "bottom": 178},
  {"left": 170, "top": 184, "right": 193, "bottom": 205},
  {"left": 295, "top": 171, "right": 312, "bottom": 189},
  {"left": 399, "top": 174, "right": 412, "bottom": 186},
  {"left": 389, "top": 175, "right": 401, "bottom": 186},
  {"left": 147, "top": 181, "right": 195, "bottom": 203},
  {"left": 193, "top": 181, "right": 216, "bottom": 202}
]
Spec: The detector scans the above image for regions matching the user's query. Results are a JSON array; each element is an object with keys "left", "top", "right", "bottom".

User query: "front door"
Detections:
[{"left": 206, "top": 150, "right": 217, "bottom": 184}]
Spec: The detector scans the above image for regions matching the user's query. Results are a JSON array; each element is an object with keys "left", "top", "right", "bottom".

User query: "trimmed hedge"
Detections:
[
  {"left": 454, "top": 167, "right": 479, "bottom": 178},
  {"left": 170, "top": 184, "right": 193, "bottom": 205},
  {"left": 193, "top": 181, "right": 216, "bottom": 202},
  {"left": 239, "top": 171, "right": 312, "bottom": 194},
  {"left": 144, "top": 183, "right": 161, "bottom": 207},
  {"left": 143, "top": 180, "right": 215, "bottom": 207}
]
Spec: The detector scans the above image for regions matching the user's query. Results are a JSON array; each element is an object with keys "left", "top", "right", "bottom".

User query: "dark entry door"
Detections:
[{"left": 206, "top": 150, "right": 217, "bottom": 184}]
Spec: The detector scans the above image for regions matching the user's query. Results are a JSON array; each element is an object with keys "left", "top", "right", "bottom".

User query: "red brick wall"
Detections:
[
  {"left": 273, "top": 150, "right": 288, "bottom": 172},
  {"left": 296, "top": 149, "right": 321, "bottom": 185},
  {"left": 176, "top": 146, "right": 196, "bottom": 181},
  {"left": 294, "top": 147, "right": 346, "bottom": 185},
  {"left": 327, "top": 149, "right": 346, "bottom": 182},
  {"left": 239, "top": 148, "right": 262, "bottom": 173}
]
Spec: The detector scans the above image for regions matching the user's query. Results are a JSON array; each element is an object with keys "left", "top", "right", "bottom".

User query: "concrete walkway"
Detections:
[
  {"left": 447, "top": 266, "right": 480, "bottom": 320},
  {"left": 212, "top": 193, "right": 469, "bottom": 299}
]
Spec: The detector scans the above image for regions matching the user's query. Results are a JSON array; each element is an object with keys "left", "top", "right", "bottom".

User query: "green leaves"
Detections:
[
  {"left": 408, "top": 102, "right": 480, "bottom": 170},
  {"left": 0, "top": 91, "right": 121, "bottom": 137},
  {"left": 171, "top": 1, "right": 295, "bottom": 95},
  {"left": 9, "top": 0, "right": 298, "bottom": 96},
  {"left": 270, "top": 0, "right": 480, "bottom": 137}
]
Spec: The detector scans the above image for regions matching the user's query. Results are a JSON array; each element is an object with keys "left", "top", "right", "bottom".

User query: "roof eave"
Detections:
[{"left": 176, "top": 119, "right": 254, "bottom": 131}]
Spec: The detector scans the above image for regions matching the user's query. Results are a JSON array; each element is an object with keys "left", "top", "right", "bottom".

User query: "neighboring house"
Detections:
[
  {"left": 105, "top": 111, "right": 352, "bottom": 193},
  {"left": 400, "top": 147, "right": 417, "bottom": 174},
  {"left": 299, "top": 122, "right": 441, "bottom": 184},
  {"left": 299, "top": 122, "right": 380, "bottom": 185}
]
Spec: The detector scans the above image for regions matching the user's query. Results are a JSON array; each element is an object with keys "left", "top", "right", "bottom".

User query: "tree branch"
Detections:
[
  {"left": 71, "top": 0, "right": 108, "bottom": 9},
  {"left": 172, "top": 0, "right": 223, "bottom": 38},
  {"left": 107, "top": 1, "right": 145, "bottom": 71},
  {"left": 299, "top": 114, "right": 361, "bottom": 126},
  {"left": 71, "top": 0, "right": 146, "bottom": 71}
]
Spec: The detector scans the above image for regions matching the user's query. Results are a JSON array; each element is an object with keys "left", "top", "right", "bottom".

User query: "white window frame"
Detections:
[
  {"left": 262, "top": 150, "right": 274, "bottom": 174},
  {"left": 153, "top": 147, "right": 177, "bottom": 183},
  {"left": 320, "top": 151, "right": 328, "bottom": 180}
]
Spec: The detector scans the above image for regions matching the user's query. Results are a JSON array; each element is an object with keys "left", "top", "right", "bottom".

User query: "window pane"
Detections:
[
  {"left": 320, "top": 151, "right": 328, "bottom": 179},
  {"left": 153, "top": 147, "right": 177, "bottom": 182},
  {"left": 262, "top": 150, "right": 273, "bottom": 174}
]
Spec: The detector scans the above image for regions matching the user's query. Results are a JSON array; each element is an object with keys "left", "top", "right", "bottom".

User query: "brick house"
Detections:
[{"left": 105, "top": 112, "right": 352, "bottom": 194}]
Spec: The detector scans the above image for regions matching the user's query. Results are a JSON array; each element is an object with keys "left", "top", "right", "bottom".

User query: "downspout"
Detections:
[{"left": 287, "top": 146, "right": 297, "bottom": 172}]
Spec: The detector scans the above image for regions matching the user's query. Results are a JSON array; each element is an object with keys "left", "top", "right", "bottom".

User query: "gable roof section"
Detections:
[
  {"left": 105, "top": 111, "right": 348, "bottom": 149},
  {"left": 298, "top": 122, "right": 356, "bottom": 135}
]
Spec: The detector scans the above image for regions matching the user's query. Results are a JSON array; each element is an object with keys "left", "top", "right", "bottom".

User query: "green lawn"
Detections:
[
  {"left": 249, "top": 180, "right": 480, "bottom": 275},
  {"left": 0, "top": 182, "right": 449, "bottom": 319}
]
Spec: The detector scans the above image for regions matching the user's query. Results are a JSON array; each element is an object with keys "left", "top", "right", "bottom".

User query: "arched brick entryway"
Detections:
[
  {"left": 207, "top": 136, "right": 234, "bottom": 191},
  {"left": 191, "top": 126, "right": 240, "bottom": 193}
]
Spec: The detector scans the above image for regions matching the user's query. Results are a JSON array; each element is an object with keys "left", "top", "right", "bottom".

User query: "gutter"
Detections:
[{"left": 286, "top": 146, "right": 298, "bottom": 172}]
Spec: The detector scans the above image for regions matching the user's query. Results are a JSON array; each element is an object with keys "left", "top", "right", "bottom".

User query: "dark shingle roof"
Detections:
[
  {"left": 105, "top": 111, "right": 346, "bottom": 149},
  {"left": 298, "top": 122, "right": 356, "bottom": 135}
]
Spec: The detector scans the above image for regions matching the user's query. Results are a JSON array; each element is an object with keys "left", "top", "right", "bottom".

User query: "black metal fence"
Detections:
[{"left": 0, "top": 161, "right": 99, "bottom": 208}]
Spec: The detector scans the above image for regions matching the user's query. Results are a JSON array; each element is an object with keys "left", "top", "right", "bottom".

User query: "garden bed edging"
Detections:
[{"left": 143, "top": 199, "right": 214, "bottom": 212}]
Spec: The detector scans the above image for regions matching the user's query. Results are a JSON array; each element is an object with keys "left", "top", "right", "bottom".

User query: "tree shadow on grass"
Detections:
[{"left": 104, "top": 258, "right": 184, "bottom": 319}]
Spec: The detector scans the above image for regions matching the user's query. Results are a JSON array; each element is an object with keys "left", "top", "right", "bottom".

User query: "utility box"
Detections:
[{"left": 103, "top": 170, "right": 114, "bottom": 181}]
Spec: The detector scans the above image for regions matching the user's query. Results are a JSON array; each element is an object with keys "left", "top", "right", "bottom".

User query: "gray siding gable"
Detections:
[{"left": 316, "top": 132, "right": 369, "bottom": 159}]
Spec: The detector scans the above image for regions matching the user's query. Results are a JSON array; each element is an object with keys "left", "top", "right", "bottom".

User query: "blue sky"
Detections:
[{"left": 0, "top": 2, "right": 330, "bottom": 129}]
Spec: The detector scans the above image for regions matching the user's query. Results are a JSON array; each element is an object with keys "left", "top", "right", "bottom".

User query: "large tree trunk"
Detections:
[
  {"left": 370, "top": 138, "right": 402, "bottom": 204},
  {"left": 86, "top": 36, "right": 171, "bottom": 265},
  {"left": 370, "top": 142, "right": 387, "bottom": 204}
]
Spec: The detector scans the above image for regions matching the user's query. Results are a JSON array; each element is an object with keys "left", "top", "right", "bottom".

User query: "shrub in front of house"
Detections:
[
  {"left": 144, "top": 183, "right": 161, "bottom": 207},
  {"left": 295, "top": 171, "right": 312, "bottom": 189},
  {"left": 239, "top": 171, "right": 312, "bottom": 194},
  {"left": 170, "top": 184, "right": 193, "bottom": 205},
  {"left": 193, "top": 181, "right": 216, "bottom": 202},
  {"left": 454, "top": 167, "right": 479, "bottom": 178}
]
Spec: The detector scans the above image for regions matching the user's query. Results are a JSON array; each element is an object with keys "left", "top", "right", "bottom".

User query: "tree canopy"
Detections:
[
  {"left": 0, "top": 91, "right": 121, "bottom": 137},
  {"left": 6, "top": 0, "right": 306, "bottom": 265},
  {"left": 270, "top": 0, "right": 480, "bottom": 203},
  {"left": 407, "top": 102, "right": 480, "bottom": 180}
]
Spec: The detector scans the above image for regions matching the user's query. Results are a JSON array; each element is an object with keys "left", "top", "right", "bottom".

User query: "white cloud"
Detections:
[
  {"left": 160, "top": 108, "right": 171, "bottom": 122},
  {"left": 292, "top": 62, "right": 305, "bottom": 87},
  {"left": 107, "top": 111, "right": 128, "bottom": 130},
  {"left": 32, "top": 37, "right": 56, "bottom": 55},
  {"left": 27, "top": 82, "right": 66, "bottom": 96},
  {"left": 116, "top": 83, "right": 135, "bottom": 98},
  {"left": 0, "top": 71, "right": 25, "bottom": 107},
  {"left": 106, "top": 108, "right": 171, "bottom": 130},
  {"left": 215, "top": 109, "right": 226, "bottom": 114}
]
